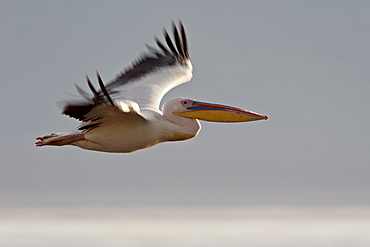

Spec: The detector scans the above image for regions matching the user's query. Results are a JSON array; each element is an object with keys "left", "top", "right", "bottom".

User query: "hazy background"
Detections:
[
  {"left": 1, "top": 1, "right": 369, "bottom": 207},
  {"left": 1, "top": 1, "right": 370, "bottom": 246}
]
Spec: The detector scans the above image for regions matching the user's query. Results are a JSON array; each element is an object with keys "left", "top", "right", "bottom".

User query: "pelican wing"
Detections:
[
  {"left": 105, "top": 21, "right": 192, "bottom": 110},
  {"left": 63, "top": 99, "right": 147, "bottom": 132},
  {"left": 62, "top": 21, "right": 191, "bottom": 127}
]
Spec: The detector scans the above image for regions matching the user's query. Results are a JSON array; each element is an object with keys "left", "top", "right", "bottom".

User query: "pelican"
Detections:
[{"left": 36, "top": 21, "right": 268, "bottom": 153}]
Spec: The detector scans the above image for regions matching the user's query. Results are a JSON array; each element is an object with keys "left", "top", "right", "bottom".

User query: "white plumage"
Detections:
[{"left": 36, "top": 21, "right": 267, "bottom": 153}]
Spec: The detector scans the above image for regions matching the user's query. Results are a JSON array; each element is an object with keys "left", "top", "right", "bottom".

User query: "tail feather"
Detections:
[{"left": 36, "top": 132, "right": 85, "bottom": 147}]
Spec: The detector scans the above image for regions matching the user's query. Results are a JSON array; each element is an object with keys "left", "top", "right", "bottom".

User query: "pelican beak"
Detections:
[{"left": 174, "top": 101, "right": 268, "bottom": 122}]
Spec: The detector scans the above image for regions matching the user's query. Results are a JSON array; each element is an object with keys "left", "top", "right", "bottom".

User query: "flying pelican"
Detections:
[{"left": 36, "top": 21, "right": 268, "bottom": 153}]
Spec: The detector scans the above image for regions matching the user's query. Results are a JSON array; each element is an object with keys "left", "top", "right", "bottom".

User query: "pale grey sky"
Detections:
[{"left": 1, "top": 1, "right": 369, "bottom": 206}]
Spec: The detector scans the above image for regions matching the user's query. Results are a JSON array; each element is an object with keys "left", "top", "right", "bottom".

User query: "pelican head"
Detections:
[{"left": 170, "top": 98, "right": 268, "bottom": 123}]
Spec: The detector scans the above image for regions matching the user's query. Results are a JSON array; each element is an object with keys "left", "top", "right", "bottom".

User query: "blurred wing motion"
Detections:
[{"left": 36, "top": 21, "right": 268, "bottom": 153}]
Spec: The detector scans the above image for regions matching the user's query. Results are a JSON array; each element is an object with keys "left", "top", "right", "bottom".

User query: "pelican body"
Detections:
[{"left": 36, "top": 22, "right": 268, "bottom": 153}]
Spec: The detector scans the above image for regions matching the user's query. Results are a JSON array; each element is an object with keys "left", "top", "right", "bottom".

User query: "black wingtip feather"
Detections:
[
  {"left": 179, "top": 21, "right": 189, "bottom": 58},
  {"left": 86, "top": 75, "right": 102, "bottom": 104},
  {"left": 155, "top": 36, "right": 171, "bottom": 54},
  {"left": 164, "top": 29, "right": 178, "bottom": 55},
  {"left": 75, "top": 83, "right": 91, "bottom": 100},
  {"left": 96, "top": 71, "right": 114, "bottom": 106},
  {"left": 172, "top": 21, "right": 185, "bottom": 58},
  {"left": 86, "top": 75, "right": 98, "bottom": 95}
]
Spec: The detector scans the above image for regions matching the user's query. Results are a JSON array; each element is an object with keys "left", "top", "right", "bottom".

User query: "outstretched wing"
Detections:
[
  {"left": 63, "top": 72, "right": 147, "bottom": 130},
  {"left": 62, "top": 21, "right": 192, "bottom": 125},
  {"left": 106, "top": 21, "right": 192, "bottom": 110}
]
